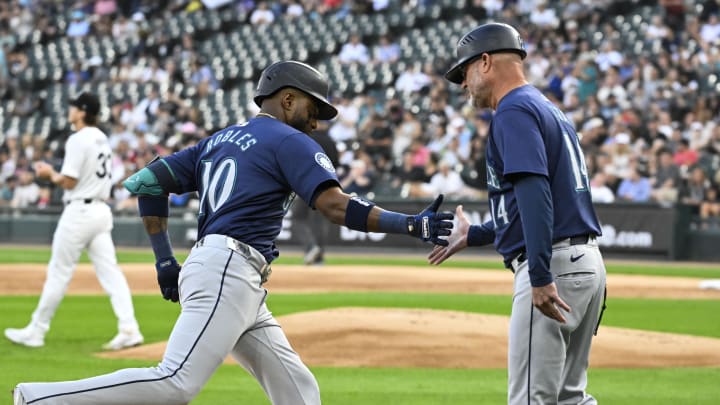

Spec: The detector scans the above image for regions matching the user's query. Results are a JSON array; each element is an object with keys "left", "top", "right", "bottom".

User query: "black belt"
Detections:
[{"left": 515, "top": 234, "right": 595, "bottom": 266}]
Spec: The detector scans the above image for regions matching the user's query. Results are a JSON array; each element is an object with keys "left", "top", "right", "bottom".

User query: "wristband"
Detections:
[
  {"left": 377, "top": 210, "right": 410, "bottom": 234},
  {"left": 344, "top": 196, "right": 375, "bottom": 232},
  {"left": 149, "top": 231, "right": 173, "bottom": 261}
]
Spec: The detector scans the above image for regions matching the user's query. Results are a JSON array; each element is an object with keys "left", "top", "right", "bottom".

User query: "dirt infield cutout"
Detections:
[{"left": 98, "top": 307, "right": 720, "bottom": 368}]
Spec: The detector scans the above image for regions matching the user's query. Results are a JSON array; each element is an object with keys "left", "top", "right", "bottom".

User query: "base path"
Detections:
[{"left": 1, "top": 264, "right": 718, "bottom": 299}]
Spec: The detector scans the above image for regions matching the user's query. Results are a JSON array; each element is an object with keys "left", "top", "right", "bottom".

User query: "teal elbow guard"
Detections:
[{"left": 123, "top": 167, "right": 166, "bottom": 196}]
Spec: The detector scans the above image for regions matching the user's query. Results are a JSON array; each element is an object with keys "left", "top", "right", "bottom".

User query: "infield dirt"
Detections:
[{"left": 2, "top": 264, "right": 719, "bottom": 368}]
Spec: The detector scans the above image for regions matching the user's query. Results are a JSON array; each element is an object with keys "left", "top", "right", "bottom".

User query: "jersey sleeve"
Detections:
[
  {"left": 276, "top": 134, "right": 339, "bottom": 205},
  {"left": 59, "top": 135, "right": 85, "bottom": 179},
  {"left": 162, "top": 143, "right": 202, "bottom": 193},
  {"left": 494, "top": 108, "right": 548, "bottom": 178}
]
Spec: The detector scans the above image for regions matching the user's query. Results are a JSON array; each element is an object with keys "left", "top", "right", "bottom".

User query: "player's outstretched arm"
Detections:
[
  {"left": 428, "top": 206, "right": 496, "bottom": 265},
  {"left": 314, "top": 186, "right": 454, "bottom": 246}
]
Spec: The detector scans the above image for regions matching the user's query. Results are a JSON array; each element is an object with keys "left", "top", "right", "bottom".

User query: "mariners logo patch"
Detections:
[{"left": 315, "top": 152, "right": 335, "bottom": 173}]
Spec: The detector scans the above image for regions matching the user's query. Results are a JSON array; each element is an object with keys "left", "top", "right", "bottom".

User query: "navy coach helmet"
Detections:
[
  {"left": 254, "top": 60, "right": 338, "bottom": 120},
  {"left": 445, "top": 22, "right": 527, "bottom": 84}
]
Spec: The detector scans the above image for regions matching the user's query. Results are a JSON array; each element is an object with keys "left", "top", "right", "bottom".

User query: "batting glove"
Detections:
[
  {"left": 156, "top": 257, "right": 181, "bottom": 303},
  {"left": 407, "top": 194, "right": 454, "bottom": 246}
]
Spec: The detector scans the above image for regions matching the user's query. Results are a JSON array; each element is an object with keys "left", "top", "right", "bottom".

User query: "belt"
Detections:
[
  {"left": 194, "top": 234, "right": 272, "bottom": 284},
  {"left": 513, "top": 234, "right": 596, "bottom": 268},
  {"left": 64, "top": 198, "right": 101, "bottom": 205}
]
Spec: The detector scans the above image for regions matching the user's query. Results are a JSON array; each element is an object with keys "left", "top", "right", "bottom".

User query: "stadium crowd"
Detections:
[{"left": 0, "top": 0, "right": 719, "bottom": 228}]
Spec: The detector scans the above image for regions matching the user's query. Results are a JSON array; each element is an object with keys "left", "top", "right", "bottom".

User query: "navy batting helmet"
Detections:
[
  {"left": 445, "top": 22, "right": 527, "bottom": 84},
  {"left": 254, "top": 60, "right": 338, "bottom": 120}
]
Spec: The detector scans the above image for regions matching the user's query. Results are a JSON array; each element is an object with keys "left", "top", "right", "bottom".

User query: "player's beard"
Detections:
[
  {"left": 470, "top": 85, "right": 492, "bottom": 109},
  {"left": 287, "top": 112, "right": 315, "bottom": 135}
]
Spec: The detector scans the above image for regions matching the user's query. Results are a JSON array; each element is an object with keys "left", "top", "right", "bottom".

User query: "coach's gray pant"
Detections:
[
  {"left": 507, "top": 238, "right": 606, "bottom": 405},
  {"left": 15, "top": 234, "right": 320, "bottom": 405}
]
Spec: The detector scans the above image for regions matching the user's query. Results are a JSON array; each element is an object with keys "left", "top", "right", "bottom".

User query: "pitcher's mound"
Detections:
[{"left": 98, "top": 307, "right": 720, "bottom": 368}]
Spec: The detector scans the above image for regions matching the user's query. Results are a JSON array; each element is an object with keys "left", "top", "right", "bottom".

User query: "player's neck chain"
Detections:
[{"left": 256, "top": 112, "right": 278, "bottom": 120}]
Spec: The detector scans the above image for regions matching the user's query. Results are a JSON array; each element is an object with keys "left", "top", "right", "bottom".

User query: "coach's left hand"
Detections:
[{"left": 532, "top": 282, "right": 571, "bottom": 323}]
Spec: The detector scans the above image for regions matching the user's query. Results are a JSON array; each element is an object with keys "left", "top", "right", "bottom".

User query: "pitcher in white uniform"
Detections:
[{"left": 4, "top": 92, "right": 143, "bottom": 351}]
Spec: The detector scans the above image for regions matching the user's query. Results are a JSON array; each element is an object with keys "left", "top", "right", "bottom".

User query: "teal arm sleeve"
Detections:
[{"left": 123, "top": 167, "right": 166, "bottom": 196}]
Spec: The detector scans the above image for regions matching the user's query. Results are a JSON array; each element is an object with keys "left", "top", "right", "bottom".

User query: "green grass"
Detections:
[
  {"left": 2, "top": 294, "right": 720, "bottom": 404},
  {"left": 1, "top": 246, "right": 719, "bottom": 278},
  {"left": 2, "top": 245, "right": 720, "bottom": 404}
]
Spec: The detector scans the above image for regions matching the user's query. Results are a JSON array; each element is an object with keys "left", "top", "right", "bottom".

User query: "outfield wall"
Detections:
[{"left": 1, "top": 201, "right": 718, "bottom": 261}]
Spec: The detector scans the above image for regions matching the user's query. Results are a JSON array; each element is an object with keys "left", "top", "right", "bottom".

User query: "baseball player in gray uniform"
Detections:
[
  {"left": 11, "top": 60, "right": 453, "bottom": 405},
  {"left": 430, "top": 23, "right": 607, "bottom": 404},
  {"left": 5, "top": 92, "right": 143, "bottom": 351}
]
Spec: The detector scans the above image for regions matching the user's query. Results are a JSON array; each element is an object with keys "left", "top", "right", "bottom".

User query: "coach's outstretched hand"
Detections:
[
  {"left": 408, "top": 194, "right": 454, "bottom": 246},
  {"left": 155, "top": 257, "right": 181, "bottom": 302},
  {"left": 429, "top": 205, "right": 471, "bottom": 265}
]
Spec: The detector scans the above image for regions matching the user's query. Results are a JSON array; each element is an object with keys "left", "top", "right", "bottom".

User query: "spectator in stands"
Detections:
[
  {"left": 338, "top": 33, "right": 370, "bottom": 65},
  {"left": 391, "top": 149, "right": 426, "bottom": 189},
  {"left": 64, "top": 62, "right": 90, "bottom": 86},
  {"left": 283, "top": 1, "right": 305, "bottom": 18},
  {"left": 700, "top": 13, "right": 720, "bottom": 45},
  {"left": 328, "top": 95, "right": 359, "bottom": 143},
  {"left": 359, "top": 112, "right": 393, "bottom": 168},
  {"left": 616, "top": 165, "right": 651, "bottom": 202},
  {"left": 0, "top": 42, "right": 8, "bottom": 89},
  {"left": 594, "top": 40, "right": 623, "bottom": 72},
  {"left": 131, "top": 87, "right": 161, "bottom": 129},
  {"left": 372, "top": 34, "right": 400, "bottom": 64},
  {"left": 141, "top": 58, "right": 169, "bottom": 85},
  {"left": 340, "top": 157, "right": 374, "bottom": 197},
  {"left": 189, "top": 57, "right": 218, "bottom": 95},
  {"left": 395, "top": 63, "right": 432, "bottom": 94},
  {"left": 679, "top": 166, "right": 710, "bottom": 213},
  {"left": 529, "top": 0, "right": 559, "bottom": 30},
  {"left": 650, "top": 148, "right": 681, "bottom": 206},
  {"left": 392, "top": 110, "right": 421, "bottom": 161},
  {"left": 250, "top": 1, "right": 276, "bottom": 25},
  {"left": 10, "top": 170, "right": 39, "bottom": 209},
  {"left": 603, "top": 132, "right": 634, "bottom": 180},
  {"left": 645, "top": 14, "right": 671, "bottom": 48},
  {"left": 417, "top": 159, "right": 469, "bottom": 199},
  {"left": 66, "top": 10, "right": 91, "bottom": 37},
  {"left": 590, "top": 172, "right": 615, "bottom": 203},
  {"left": 94, "top": 0, "right": 118, "bottom": 16},
  {"left": 673, "top": 138, "right": 699, "bottom": 169},
  {"left": 0, "top": 174, "right": 16, "bottom": 207},
  {"left": 700, "top": 185, "right": 720, "bottom": 228}
]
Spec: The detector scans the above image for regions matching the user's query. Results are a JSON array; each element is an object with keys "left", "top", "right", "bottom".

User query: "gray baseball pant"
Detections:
[
  {"left": 15, "top": 234, "right": 320, "bottom": 405},
  {"left": 508, "top": 237, "right": 606, "bottom": 405}
]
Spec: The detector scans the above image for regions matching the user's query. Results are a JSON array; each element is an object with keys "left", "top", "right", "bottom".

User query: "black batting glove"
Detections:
[
  {"left": 155, "top": 257, "right": 181, "bottom": 302},
  {"left": 407, "top": 194, "right": 454, "bottom": 246}
]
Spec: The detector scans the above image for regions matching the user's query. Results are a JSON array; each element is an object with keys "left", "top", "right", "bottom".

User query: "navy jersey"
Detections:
[
  {"left": 163, "top": 116, "right": 339, "bottom": 262},
  {"left": 485, "top": 85, "right": 601, "bottom": 262}
]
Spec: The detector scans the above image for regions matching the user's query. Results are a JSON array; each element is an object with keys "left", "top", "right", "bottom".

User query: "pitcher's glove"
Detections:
[
  {"left": 407, "top": 194, "right": 454, "bottom": 246},
  {"left": 156, "top": 257, "right": 181, "bottom": 302}
]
